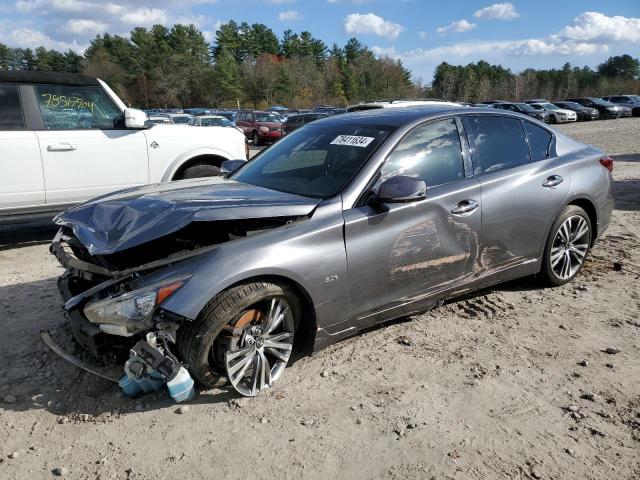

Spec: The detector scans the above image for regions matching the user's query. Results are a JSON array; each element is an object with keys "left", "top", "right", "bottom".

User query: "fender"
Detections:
[{"left": 161, "top": 147, "right": 235, "bottom": 182}]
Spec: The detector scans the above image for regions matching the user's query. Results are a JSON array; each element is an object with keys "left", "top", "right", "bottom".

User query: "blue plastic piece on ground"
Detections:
[
  {"left": 118, "top": 374, "right": 142, "bottom": 397},
  {"left": 167, "top": 367, "right": 195, "bottom": 402}
]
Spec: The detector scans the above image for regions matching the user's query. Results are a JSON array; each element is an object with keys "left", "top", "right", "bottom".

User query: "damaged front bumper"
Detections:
[{"left": 40, "top": 330, "right": 120, "bottom": 383}]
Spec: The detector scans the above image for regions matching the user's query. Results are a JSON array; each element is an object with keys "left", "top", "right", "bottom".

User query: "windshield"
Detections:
[
  {"left": 201, "top": 117, "right": 232, "bottom": 127},
  {"left": 232, "top": 124, "right": 394, "bottom": 199},
  {"left": 254, "top": 113, "right": 282, "bottom": 123},
  {"left": 515, "top": 103, "right": 535, "bottom": 111},
  {"left": 540, "top": 103, "right": 559, "bottom": 111},
  {"left": 172, "top": 116, "right": 191, "bottom": 124},
  {"left": 560, "top": 102, "right": 581, "bottom": 109},
  {"left": 629, "top": 95, "right": 640, "bottom": 102}
]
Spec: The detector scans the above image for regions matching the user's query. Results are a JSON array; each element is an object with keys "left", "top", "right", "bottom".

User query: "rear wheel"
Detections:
[
  {"left": 252, "top": 131, "right": 261, "bottom": 147},
  {"left": 540, "top": 205, "right": 592, "bottom": 286},
  {"left": 177, "top": 281, "right": 300, "bottom": 396}
]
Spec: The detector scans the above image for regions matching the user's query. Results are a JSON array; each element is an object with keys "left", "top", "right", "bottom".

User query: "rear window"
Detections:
[
  {"left": 0, "top": 84, "right": 25, "bottom": 130},
  {"left": 523, "top": 121, "right": 553, "bottom": 161},
  {"left": 464, "top": 115, "right": 530, "bottom": 174}
]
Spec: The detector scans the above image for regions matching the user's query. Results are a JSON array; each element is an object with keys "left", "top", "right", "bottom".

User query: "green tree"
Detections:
[{"left": 597, "top": 54, "right": 640, "bottom": 80}]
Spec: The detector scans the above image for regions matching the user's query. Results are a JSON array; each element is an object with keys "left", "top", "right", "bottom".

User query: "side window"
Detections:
[
  {"left": 0, "top": 84, "right": 25, "bottom": 130},
  {"left": 523, "top": 121, "right": 553, "bottom": 161},
  {"left": 381, "top": 118, "right": 465, "bottom": 187},
  {"left": 464, "top": 115, "right": 530, "bottom": 174},
  {"left": 237, "top": 112, "right": 246, "bottom": 122},
  {"left": 34, "top": 84, "right": 123, "bottom": 130}
]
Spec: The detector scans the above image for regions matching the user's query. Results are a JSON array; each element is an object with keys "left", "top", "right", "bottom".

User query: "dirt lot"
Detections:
[{"left": 1, "top": 118, "right": 639, "bottom": 480}]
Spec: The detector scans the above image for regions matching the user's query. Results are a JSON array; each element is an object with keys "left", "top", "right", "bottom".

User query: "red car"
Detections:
[{"left": 236, "top": 110, "right": 283, "bottom": 146}]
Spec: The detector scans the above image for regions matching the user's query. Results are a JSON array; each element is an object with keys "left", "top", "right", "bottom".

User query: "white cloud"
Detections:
[
  {"left": 121, "top": 8, "right": 168, "bottom": 26},
  {"left": 556, "top": 11, "right": 640, "bottom": 43},
  {"left": 436, "top": 19, "right": 476, "bottom": 35},
  {"left": 418, "top": 30, "right": 427, "bottom": 40},
  {"left": 344, "top": 12, "right": 404, "bottom": 39},
  {"left": 62, "top": 19, "right": 108, "bottom": 35},
  {"left": 474, "top": 3, "right": 519, "bottom": 21},
  {"left": 0, "top": 25, "right": 86, "bottom": 51},
  {"left": 278, "top": 10, "right": 302, "bottom": 21}
]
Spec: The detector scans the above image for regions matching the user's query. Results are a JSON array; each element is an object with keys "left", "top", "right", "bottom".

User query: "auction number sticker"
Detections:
[{"left": 330, "top": 135, "right": 375, "bottom": 148}]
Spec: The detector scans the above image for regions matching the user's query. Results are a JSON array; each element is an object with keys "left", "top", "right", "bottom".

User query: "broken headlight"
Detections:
[{"left": 84, "top": 276, "right": 190, "bottom": 330}]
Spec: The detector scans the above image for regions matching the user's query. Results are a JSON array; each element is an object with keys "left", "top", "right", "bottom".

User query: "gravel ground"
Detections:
[{"left": 0, "top": 117, "right": 639, "bottom": 480}]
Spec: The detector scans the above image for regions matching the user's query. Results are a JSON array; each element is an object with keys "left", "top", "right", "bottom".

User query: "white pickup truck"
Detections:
[{"left": 0, "top": 71, "right": 248, "bottom": 222}]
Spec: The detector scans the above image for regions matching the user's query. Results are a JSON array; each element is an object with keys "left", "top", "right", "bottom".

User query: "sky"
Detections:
[{"left": 0, "top": 0, "right": 638, "bottom": 81}]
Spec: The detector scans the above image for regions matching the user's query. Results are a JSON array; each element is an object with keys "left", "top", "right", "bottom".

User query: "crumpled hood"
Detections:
[{"left": 55, "top": 177, "right": 320, "bottom": 256}]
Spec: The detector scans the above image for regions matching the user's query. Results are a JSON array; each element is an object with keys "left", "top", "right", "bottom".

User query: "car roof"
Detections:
[
  {"left": 310, "top": 105, "right": 496, "bottom": 128},
  {"left": 198, "top": 115, "right": 225, "bottom": 119},
  {"left": 0, "top": 70, "right": 100, "bottom": 86}
]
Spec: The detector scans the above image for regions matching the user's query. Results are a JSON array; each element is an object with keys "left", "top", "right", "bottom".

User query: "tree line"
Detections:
[
  {"left": 428, "top": 55, "right": 640, "bottom": 102},
  {"left": 0, "top": 22, "right": 413, "bottom": 109},
  {"left": 1, "top": 21, "right": 638, "bottom": 108}
]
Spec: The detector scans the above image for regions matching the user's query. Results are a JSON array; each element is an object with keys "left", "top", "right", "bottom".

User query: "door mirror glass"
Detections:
[
  {"left": 376, "top": 175, "right": 427, "bottom": 203},
  {"left": 221, "top": 159, "right": 247, "bottom": 174},
  {"left": 125, "top": 108, "right": 147, "bottom": 129}
]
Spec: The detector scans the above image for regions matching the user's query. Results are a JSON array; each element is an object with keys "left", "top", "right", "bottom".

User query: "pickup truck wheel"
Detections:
[
  {"left": 252, "top": 131, "right": 261, "bottom": 147},
  {"left": 176, "top": 281, "right": 300, "bottom": 394},
  {"left": 178, "top": 164, "right": 221, "bottom": 180}
]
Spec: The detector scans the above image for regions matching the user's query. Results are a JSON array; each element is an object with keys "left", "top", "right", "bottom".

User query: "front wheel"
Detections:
[
  {"left": 540, "top": 205, "right": 592, "bottom": 286},
  {"left": 177, "top": 281, "right": 300, "bottom": 396},
  {"left": 178, "top": 164, "right": 221, "bottom": 179}
]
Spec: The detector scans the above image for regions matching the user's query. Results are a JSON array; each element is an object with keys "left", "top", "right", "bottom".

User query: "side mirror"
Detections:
[
  {"left": 221, "top": 159, "right": 247, "bottom": 174},
  {"left": 124, "top": 108, "right": 147, "bottom": 129},
  {"left": 375, "top": 175, "right": 427, "bottom": 204}
]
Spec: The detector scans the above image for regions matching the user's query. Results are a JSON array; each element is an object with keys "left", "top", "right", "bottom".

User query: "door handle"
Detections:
[
  {"left": 47, "top": 144, "right": 77, "bottom": 152},
  {"left": 542, "top": 175, "right": 563, "bottom": 188},
  {"left": 451, "top": 199, "right": 479, "bottom": 215}
]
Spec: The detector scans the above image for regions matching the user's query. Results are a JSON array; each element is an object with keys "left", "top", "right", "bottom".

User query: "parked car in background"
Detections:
[
  {"left": 147, "top": 114, "right": 172, "bottom": 125},
  {"left": 528, "top": 102, "right": 577, "bottom": 123},
  {"left": 565, "top": 97, "right": 623, "bottom": 119},
  {"left": 493, "top": 102, "right": 550, "bottom": 122},
  {"left": 313, "top": 105, "right": 346, "bottom": 115},
  {"left": 188, "top": 115, "right": 235, "bottom": 128},
  {"left": 601, "top": 95, "right": 640, "bottom": 116},
  {"left": 183, "top": 108, "right": 213, "bottom": 116},
  {"left": 48, "top": 106, "right": 613, "bottom": 397},
  {"left": 347, "top": 99, "right": 461, "bottom": 112},
  {"left": 476, "top": 100, "right": 510, "bottom": 105},
  {"left": 236, "top": 110, "right": 283, "bottom": 146},
  {"left": 553, "top": 101, "right": 600, "bottom": 121},
  {"left": 524, "top": 99, "right": 549, "bottom": 104},
  {"left": 0, "top": 71, "right": 247, "bottom": 222},
  {"left": 213, "top": 110, "right": 238, "bottom": 125},
  {"left": 282, "top": 112, "right": 329, "bottom": 134},
  {"left": 168, "top": 113, "right": 192, "bottom": 124}
]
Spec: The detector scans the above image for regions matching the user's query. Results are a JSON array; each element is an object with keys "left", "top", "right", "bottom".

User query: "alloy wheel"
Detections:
[
  {"left": 550, "top": 215, "right": 590, "bottom": 280},
  {"left": 224, "top": 297, "right": 294, "bottom": 396}
]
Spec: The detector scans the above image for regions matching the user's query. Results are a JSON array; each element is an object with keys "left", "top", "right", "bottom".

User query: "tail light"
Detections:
[{"left": 599, "top": 156, "right": 613, "bottom": 172}]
